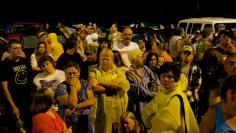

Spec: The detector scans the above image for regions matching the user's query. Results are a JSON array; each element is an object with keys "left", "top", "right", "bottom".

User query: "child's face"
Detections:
[{"left": 122, "top": 117, "right": 136, "bottom": 132}]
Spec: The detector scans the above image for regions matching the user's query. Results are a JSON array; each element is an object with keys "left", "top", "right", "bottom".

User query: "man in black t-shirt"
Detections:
[{"left": 0, "top": 39, "right": 33, "bottom": 133}]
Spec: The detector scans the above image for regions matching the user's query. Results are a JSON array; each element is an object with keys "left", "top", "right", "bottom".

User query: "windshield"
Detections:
[{"left": 10, "top": 24, "right": 41, "bottom": 35}]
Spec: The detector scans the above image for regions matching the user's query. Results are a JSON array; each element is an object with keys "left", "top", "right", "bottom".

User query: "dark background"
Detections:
[{"left": 1, "top": 0, "right": 235, "bottom": 27}]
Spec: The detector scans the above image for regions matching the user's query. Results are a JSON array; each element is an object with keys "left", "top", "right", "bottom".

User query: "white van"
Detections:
[{"left": 177, "top": 17, "right": 236, "bottom": 36}]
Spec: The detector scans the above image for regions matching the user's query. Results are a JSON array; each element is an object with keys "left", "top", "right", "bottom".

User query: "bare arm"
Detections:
[
  {"left": 199, "top": 106, "right": 215, "bottom": 133},
  {"left": 32, "top": 66, "right": 41, "bottom": 71},
  {"left": 57, "top": 93, "right": 69, "bottom": 105},
  {"left": 68, "top": 85, "right": 78, "bottom": 107},
  {"left": 77, "top": 89, "right": 95, "bottom": 109},
  {"left": 89, "top": 76, "right": 106, "bottom": 93},
  {"left": 1, "top": 81, "right": 20, "bottom": 118},
  {"left": 176, "top": 39, "right": 182, "bottom": 56},
  {"left": 30, "top": 54, "right": 41, "bottom": 71},
  {"left": 100, "top": 80, "right": 121, "bottom": 91}
]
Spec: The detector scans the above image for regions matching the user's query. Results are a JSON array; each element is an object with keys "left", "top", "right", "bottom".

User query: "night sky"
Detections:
[{"left": 1, "top": 0, "right": 235, "bottom": 27}]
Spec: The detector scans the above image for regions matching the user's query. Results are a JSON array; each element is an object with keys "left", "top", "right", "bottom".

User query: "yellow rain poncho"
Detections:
[
  {"left": 48, "top": 33, "right": 64, "bottom": 61},
  {"left": 141, "top": 73, "right": 199, "bottom": 133}
]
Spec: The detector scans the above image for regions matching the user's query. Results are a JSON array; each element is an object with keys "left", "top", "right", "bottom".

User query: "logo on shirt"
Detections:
[{"left": 15, "top": 70, "right": 27, "bottom": 84}]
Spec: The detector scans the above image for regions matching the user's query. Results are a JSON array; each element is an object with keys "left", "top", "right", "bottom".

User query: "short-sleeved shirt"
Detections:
[
  {"left": 33, "top": 69, "right": 66, "bottom": 90},
  {"left": 0, "top": 57, "right": 33, "bottom": 102},
  {"left": 56, "top": 79, "right": 91, "bottom": 116},
  {"left": 56, "top": 80, "right": 93, "bottom": 132},
  {"left": 113, "top": 42, "right": 139, "bottom": 67}
]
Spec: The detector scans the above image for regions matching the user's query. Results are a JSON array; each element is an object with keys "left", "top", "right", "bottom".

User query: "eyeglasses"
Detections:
[
  {"left": 66, "top": 72, "right": 79, "bottom": 77},
  {"left": 160, "top": 74, "right": 174, "bottom": 79},
  {"left": 183, "top": 51, "right": 192, "bottom": 55}
]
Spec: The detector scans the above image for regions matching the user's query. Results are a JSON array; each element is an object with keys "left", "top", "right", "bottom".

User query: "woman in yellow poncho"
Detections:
[{"left": 141, "top": 62, "right": 199, "bottom": 133}]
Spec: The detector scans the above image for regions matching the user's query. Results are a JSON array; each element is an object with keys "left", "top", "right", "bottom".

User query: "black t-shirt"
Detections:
[{"left": 0, "top": 57, "right": 33, "bottom": 103}]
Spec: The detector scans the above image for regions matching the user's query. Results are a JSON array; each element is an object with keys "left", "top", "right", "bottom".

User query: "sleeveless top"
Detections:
[{"left": 215, "top": 104, "right": 225, "bottom": 127}]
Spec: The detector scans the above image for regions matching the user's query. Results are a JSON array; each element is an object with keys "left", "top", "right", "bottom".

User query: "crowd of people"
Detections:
[{"left": 0, "top": 21, "right": 235, "bottom": 133}]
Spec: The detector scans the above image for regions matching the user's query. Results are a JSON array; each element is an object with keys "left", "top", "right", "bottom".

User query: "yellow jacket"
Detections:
[
  {"left": 141, "top": 74, "right": 199, "bottom": 133},
  {"left": 48, "top": 33, "right": 64, "bottom": 61}
]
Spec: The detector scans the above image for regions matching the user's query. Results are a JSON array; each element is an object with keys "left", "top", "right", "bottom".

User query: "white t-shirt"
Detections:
[
  {"left": 33, "top": 69, "right": 66, "bottom": 90},
  {"left": 169, "top": 36, "right": 182, "bottom": 58},
  {"left": 113, "top": 41, "right": 139, "bottom": 67}
]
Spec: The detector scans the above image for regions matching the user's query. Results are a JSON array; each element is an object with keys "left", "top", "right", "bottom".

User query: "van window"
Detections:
[
  {"left": 187, "top": 23, "right": 193, "bottom": 34},
  {"left": 179, "top": 23, "right": 187, "bottom": 30},
  {"left": 204, "top": 24, "right": 212, "bottom": 29},
  {"left": 192, "top": 23, "right": 202, "bottom": 34}
]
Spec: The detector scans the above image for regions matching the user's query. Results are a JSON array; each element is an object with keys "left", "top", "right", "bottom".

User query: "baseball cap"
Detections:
[
  {"left": 38, "top": 31, "right": 48, "bottom": 38},
  {"left": 182, "top": 45, "right": 193, "bottom": 54}
]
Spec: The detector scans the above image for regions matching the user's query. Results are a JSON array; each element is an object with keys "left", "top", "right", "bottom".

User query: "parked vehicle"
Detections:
[
  {"left": 0, "top": 37, "right": 8, "bottom": 60},
  {"left": 177, "top": 17, "right": 236, "bottom": 36},
  {"left": 0, "top": 20, "right": 8, "bottom": 38},
  {"left": 5, "top": 22, "right": 43, "bottom": 58},
  {"left": 6, "top": 22, "right": 42, "bottom": 48}
]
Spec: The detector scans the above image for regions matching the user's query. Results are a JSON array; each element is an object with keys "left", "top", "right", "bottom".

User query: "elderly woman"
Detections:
[
  {"left": 141, "top": 62, "right": 199, "bottom": 133},
  {"left": 89, "top": 48, "right": 130, "bottom": 133},
  {"left": 55, "top": 61, "right": 95, "bottom": 133},
  {"left": 126, "top": 49, "right": 160, "bottom": 124}
]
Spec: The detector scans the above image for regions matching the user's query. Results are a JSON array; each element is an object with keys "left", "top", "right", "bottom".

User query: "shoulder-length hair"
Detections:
[
  {"left": 113, "top": 50, "right": 124, "bottom": 67},
  {"left": 30, "top": 88, "right": 53, "bottom": 115},
  {"left": 120, "top": 111, "right": 139, "bottom": 133},
  {"left": 145, "top": 52, "right": 159, "bottom": 67},
  {"left": 34, "top": 41, "right": 49, "bottom": 60}
]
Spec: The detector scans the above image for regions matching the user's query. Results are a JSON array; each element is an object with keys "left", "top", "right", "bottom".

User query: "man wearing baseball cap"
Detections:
[{"left": 180, "top": 45, "right": 202, "bottom": 122}]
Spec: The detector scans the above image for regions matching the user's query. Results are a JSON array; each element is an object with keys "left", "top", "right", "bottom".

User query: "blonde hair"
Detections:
[
  {"left": 120, "top": 111, "right": 139, "bottom": 133},
  {"left": 121, "top": 111, "right": 136, "bottom": 122},
  {"left": 128, "top": 48, "right": 143, "bottom": 63},
  {"left": 99, "top": 48, "right": 114, "bottom": 60}
]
